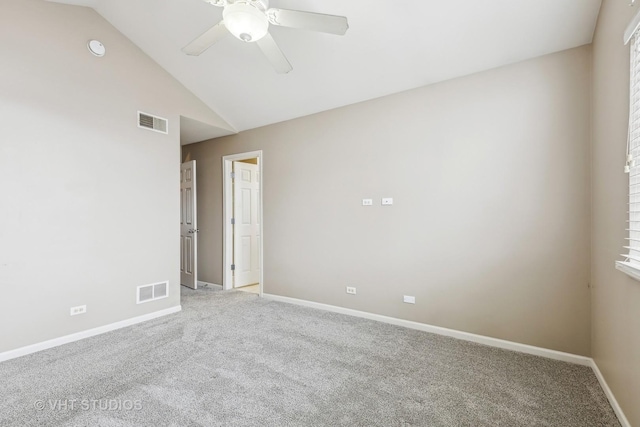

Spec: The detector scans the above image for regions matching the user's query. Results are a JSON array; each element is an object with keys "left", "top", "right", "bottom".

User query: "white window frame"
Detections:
[{"left": 617, "top": 13, "right": 640, "bottom": 282}]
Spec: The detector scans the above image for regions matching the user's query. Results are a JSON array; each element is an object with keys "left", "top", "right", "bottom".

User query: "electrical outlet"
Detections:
[
  {"left": 362, "top": 199, "right": 373, "bottom": 206},
  {"left": 70, "top": 305, "right": 87, "bottom": 316},
  {"left": 346, "top": 287, "right": 357, "bottom": 295},
  {"left": 382, "top": 198, "right": 394, "bottom": 206},
  {"left": 403, "top": 295, "right": 415, "bottom": 304}
]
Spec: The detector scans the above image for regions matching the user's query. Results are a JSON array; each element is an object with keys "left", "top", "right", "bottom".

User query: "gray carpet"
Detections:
[{"left": 0, "top": 287, "right": 620, "bottom": 427}]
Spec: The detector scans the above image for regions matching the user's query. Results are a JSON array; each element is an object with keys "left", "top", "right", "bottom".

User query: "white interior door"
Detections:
[
  {"left": 233, "top": 161, "right": 260, "bottom": 288},
  {"left": 181, "top": 161, "right": 198, "bottom": 289}
]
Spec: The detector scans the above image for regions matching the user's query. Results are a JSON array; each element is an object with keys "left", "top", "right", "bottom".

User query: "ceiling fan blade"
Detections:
[
  {"left": 256, "top": 33, "right": 292, "bottom": 74},
  {"left": 182, "top": 21, "right": 228, "bottom": 56},
  {"left": 266, "top": 8, "right": 348, "bottom": 35}
]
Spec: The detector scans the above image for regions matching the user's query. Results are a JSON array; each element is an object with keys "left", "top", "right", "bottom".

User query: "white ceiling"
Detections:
[{"left": 49, "top": 0, "right": 602, "bottom": 139}]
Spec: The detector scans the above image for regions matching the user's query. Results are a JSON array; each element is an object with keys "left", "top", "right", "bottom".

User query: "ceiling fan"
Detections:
[{"left": 182, "top": 0, "right": 349, "bottom": 74}]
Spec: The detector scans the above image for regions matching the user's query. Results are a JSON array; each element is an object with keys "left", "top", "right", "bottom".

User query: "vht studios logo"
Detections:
[{"left": 34, "top": 399, "right": 143, "bottom": 411}]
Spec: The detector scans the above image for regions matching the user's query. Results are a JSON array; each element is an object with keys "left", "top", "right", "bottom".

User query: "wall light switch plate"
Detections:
[
  {"left": 403, "top": 295, "right": 415, "bottom": 304},
  {"left": 362, "top": 199, "right": 373, "bottom": 206},
  {"left": 382, "top": 198, "right": 393, "bottom": 206}
]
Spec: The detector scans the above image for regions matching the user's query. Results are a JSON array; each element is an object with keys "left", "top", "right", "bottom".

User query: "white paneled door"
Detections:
[
  {"left": 180, "top": 161, "right": 198, "bottom": 289},
  {"left": 233, "top": 161, "right": 260, "bottom": 288}
]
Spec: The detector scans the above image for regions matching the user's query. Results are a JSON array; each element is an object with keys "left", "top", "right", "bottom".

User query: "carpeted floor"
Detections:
[{"left": 0, "top": 287, "right": 620, "bottom": 426}]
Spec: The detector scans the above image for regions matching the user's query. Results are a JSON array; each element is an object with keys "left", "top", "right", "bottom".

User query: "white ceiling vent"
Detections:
[
  {"left": 138, "top": 111, "right": 168, "bottom": 134},
  {"left": 137, "top": 281, "right": 169, "bottom": 304}
]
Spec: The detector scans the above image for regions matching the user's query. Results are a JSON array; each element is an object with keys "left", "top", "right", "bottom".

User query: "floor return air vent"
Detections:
[{"left": 137, "top": 281, "right": 169, "bottom": 304}]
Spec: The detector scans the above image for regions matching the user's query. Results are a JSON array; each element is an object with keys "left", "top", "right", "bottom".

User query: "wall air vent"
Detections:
[
  {"left": 138, "top": 111, "right": 168, "bottom": 134},
  {"left": 137, "top": 281, "right": 169, "bottom": 304}
]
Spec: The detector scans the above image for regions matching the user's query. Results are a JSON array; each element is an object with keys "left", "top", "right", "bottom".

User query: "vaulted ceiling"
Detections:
[{"left": 48, "top": 0, "right": 602, "bottom": 141}]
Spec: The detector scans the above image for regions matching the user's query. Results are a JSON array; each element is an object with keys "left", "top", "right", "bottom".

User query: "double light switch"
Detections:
[{"left": 362, "top": 198, "right": 393, "bottom": 206}]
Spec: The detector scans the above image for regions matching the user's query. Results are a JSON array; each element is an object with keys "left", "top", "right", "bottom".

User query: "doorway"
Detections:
[{"left": 223, "top": 151, "right": 263, "bottom": 295}]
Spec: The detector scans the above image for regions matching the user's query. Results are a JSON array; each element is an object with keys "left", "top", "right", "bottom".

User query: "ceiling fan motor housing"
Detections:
[
  {"left": 204, "top": 0, "right": 225, "bottom": 6},
  {"left": 223, "top": 1, "right": 270, "bottom": 42},
  {"left": 205, "top": 0, "right": 269, "bottom": 10}
]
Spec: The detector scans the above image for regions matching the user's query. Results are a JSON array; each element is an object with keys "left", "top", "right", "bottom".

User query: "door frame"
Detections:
[{"left": 222, "top": 150, "right": 263, "bottom": 295}]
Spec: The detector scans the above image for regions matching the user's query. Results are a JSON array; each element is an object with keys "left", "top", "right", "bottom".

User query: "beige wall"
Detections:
[
  {"left": 591, "top": 1, "right": 640, "bottom": 425},
  {"left": 183, "top": 46, "right": 592, "bottom": 356},
  {"left": 0, "top": 0, "right": 227, "bottom": 353}
]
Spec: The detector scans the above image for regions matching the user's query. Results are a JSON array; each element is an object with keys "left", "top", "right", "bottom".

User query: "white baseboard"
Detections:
[
  {"left": 263, "top": 293, "right": 631, "bottom": 426},
  {"left": 590, "top": 359, "right": 631, "bottom": 427},
  {"left": 197, "top": 281, "right": 222, "bottom": 290},
  {"left": 263, "top": 293, "right": 591, "bottom": 366},
  {"left": 0, "top": 305, "right": 182, "bottom": 363}
]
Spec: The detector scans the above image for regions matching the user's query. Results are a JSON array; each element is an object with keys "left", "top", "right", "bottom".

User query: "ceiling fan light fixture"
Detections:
[{"left": 223, "top": 2, "right": 269, "bottom": 43}]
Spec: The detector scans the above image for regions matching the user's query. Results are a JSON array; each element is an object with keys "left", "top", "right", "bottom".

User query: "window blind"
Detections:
[{"left": 619, "top": 33, "right": 640, "bottom": 277}]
